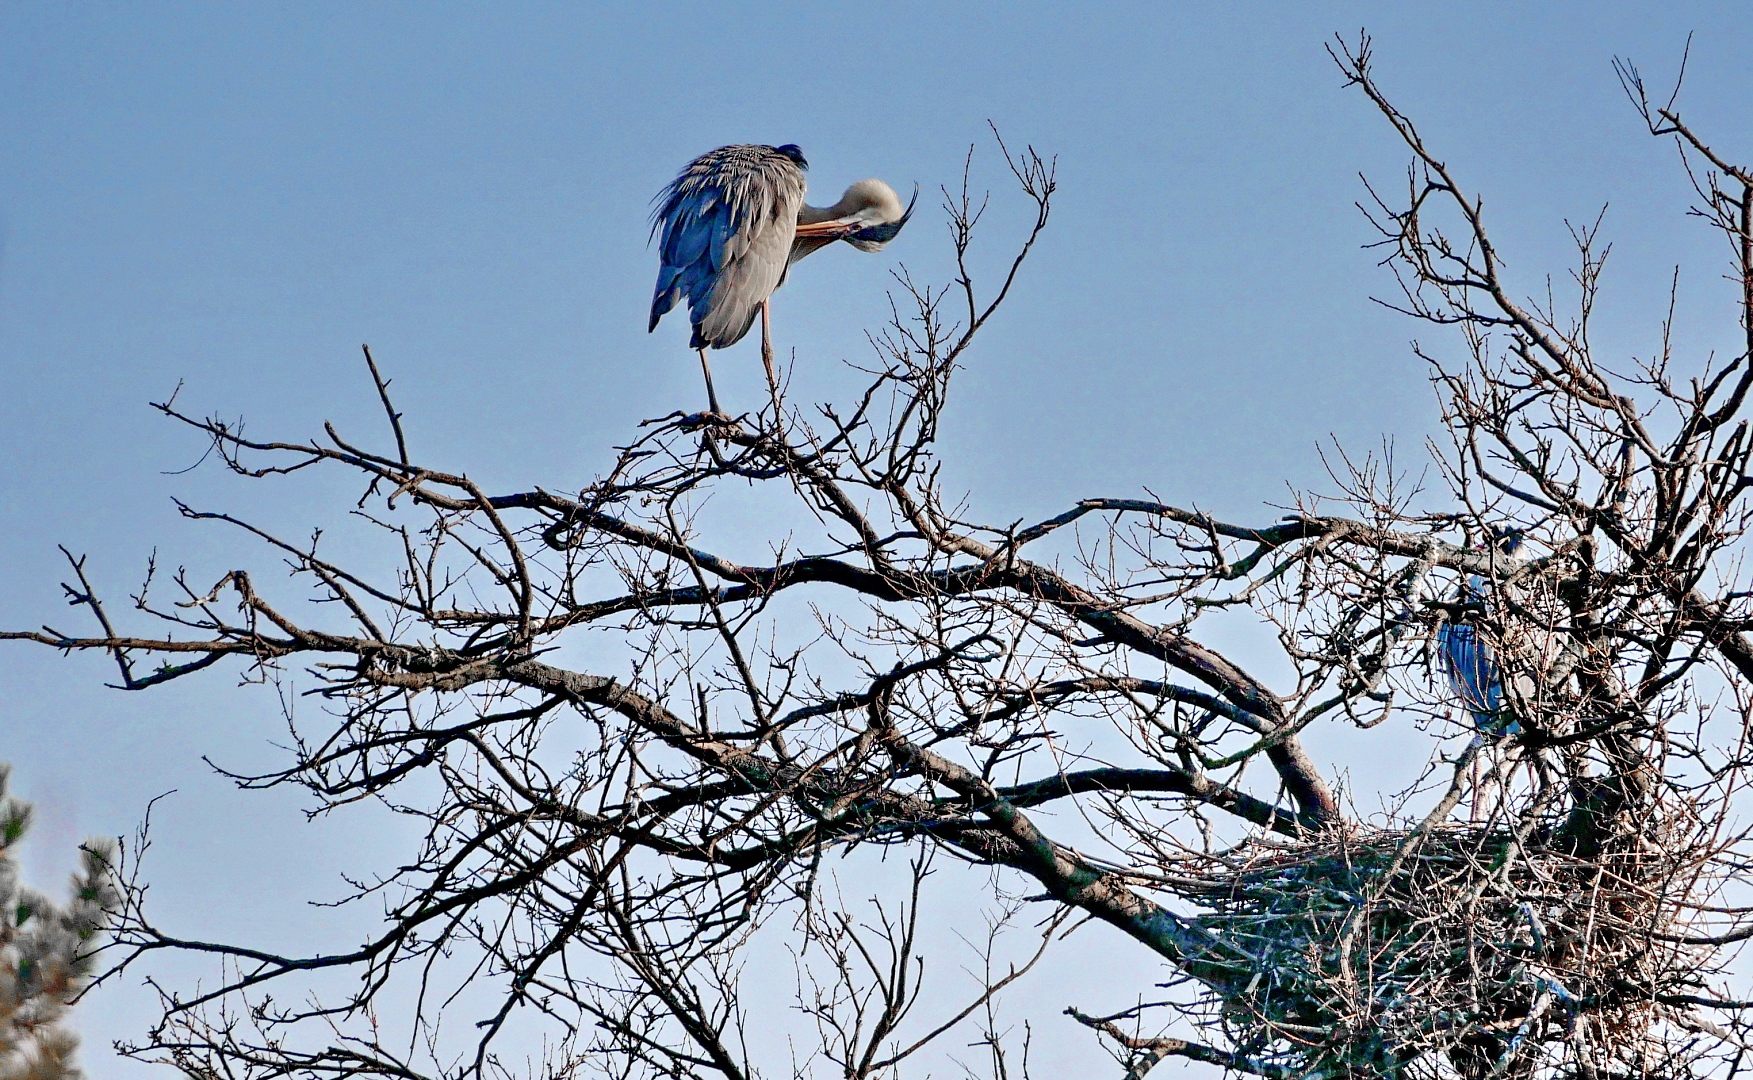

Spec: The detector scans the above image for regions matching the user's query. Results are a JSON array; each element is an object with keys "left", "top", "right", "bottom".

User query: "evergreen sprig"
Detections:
[{"left": 0, "top": 765, "right": 119, "bottom": 1080}]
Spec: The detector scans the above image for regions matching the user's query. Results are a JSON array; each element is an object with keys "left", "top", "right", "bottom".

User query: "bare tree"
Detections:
[{"left": 10, "top": 36, "right": 1753, "bottom": 1079}]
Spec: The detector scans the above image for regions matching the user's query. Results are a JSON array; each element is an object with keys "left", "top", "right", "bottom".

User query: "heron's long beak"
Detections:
[
  {"left": 792, "top": 218, "right": 860, "bottom": 238},
  {"left": 790, "top": 185, "right": 920, "bottom": 247}
]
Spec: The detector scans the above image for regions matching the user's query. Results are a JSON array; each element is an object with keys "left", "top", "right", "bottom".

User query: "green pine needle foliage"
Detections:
[{"left": 0, "top": 766, "right": 120, "bottom": 1080}]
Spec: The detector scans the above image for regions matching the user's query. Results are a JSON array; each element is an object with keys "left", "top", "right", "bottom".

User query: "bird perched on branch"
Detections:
[
  {"left": 649, "top": 143, "right": 916, "bottom": 414},
  {"left": 1437, "top": 530, "right": 1525, "bottom": 736}
]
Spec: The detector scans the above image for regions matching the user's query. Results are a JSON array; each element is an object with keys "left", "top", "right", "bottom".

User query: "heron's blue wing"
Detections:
[
  {"left": 1437, "top": 622, "right": 1512, "bottom": 733},
  {"left": 650, "top": 189, "right": 737, "bottom": 332},
  {"left": 661, "top": 195, "right": 711, "bottom": 266}
]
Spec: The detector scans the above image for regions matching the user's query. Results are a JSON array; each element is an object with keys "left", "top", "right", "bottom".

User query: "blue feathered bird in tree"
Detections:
[
  {"left": 649, "top": 143, "right": 916, "bottom": 413},
  {"left": 1437, "top": 531, "right": 1525, "bottom": 736}
]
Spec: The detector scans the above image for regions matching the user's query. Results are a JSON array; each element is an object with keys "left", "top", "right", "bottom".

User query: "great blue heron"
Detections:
[
  {"left": 648, "top": 143, "right": 916, "bottom": 413},
  {"left": 1437, "top": 531, "right": 1525, "bottom": 736}
]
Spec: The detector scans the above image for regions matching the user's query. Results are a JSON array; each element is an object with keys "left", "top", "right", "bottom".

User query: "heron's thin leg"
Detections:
[
  {"left": 1469, "top": 754, "right": 1481, "bottom": 823},
  {"left": 697, "top": 348, "right": 723, "bottom": 416},
  {"left": 760, "top": 300, "right": 778, "bottom": 397}
]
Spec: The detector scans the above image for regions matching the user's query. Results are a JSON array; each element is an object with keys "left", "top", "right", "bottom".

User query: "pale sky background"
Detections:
[{"left": 4, "top": 3, "right": 1753, "bottom": 1076}]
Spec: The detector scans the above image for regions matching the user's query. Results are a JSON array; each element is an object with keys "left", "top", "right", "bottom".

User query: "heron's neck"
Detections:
[{"left": 798, "top": 193, "right": 861, "bottom": 224}]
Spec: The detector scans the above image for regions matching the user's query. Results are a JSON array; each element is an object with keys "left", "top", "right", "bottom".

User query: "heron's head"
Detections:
[
  {"left": 833, "top": 179, "right": 919, "bottom": 252},
  {"left": 774, "top": 144, "right": 808, "bottom": 169}
]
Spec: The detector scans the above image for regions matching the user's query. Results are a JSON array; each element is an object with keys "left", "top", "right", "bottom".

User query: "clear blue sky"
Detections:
[{"left": 3, "top": 3, "right": 1750, "bottom": 1074}]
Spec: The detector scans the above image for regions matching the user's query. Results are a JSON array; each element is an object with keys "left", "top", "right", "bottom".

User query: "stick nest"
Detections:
[{"left": 1166, "top": 817, "right": 1714, "bottom": 1078}]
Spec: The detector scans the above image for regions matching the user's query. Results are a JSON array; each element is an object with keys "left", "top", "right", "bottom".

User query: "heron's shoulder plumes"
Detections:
[{"left": 649, "top": 144, "right": 809, "bottom": 239}]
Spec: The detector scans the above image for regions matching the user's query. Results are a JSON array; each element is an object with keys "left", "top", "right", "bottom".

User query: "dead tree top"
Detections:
[{"left": 12, "top": 34, "right": 1753, "bottom": 1080}]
